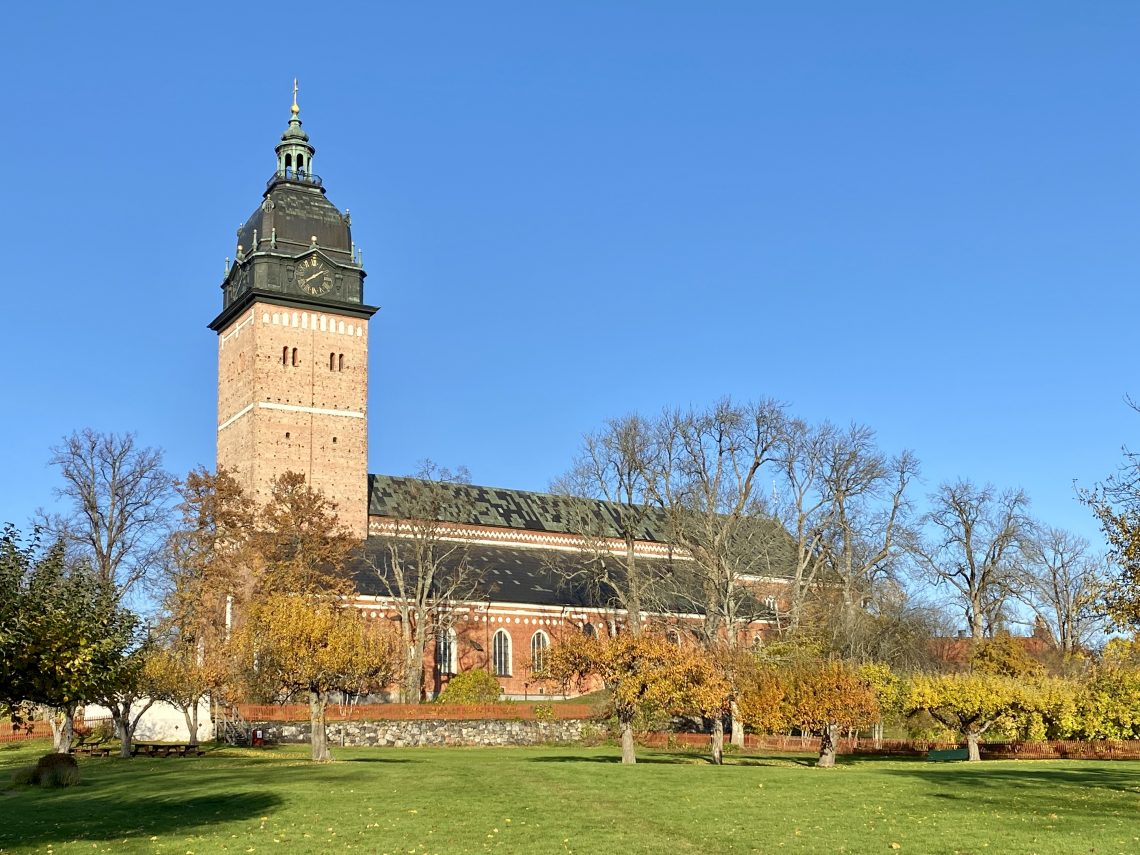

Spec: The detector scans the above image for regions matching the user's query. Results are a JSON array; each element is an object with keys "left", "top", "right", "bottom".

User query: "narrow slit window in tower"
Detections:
[
  {"left": 291, "top": 347, "right": 298, "bottom": 367},
  {"left": 338, "top": 353, "right": 344, "bottom": 371}
]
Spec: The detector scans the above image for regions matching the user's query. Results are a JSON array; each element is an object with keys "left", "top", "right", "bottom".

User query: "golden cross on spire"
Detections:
[{"left": 291, "top": 78, "right": 300, "bottom": 116}]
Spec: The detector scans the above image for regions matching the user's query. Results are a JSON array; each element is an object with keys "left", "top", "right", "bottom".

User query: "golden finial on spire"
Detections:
[{"left": 291, "top": 78, "right": 300, "bottom": 116}]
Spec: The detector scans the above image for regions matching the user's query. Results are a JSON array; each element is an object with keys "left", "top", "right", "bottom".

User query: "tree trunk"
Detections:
[
  {"left": 730, "top": 700, "right": 745, "bottom": 748},
  {"left": 109, "top": 705, "right": 126, "bottom": 753},
  {"left": 119, "top": 711, "right": 134, "bottom": 758},
  {"left": 49, "top": 706, "right": 75, "bottom": 754},
  {"left": 113, "top": 701, "right": 132, "bottom": 758},
  {"left": 182, "top": 702, "right": 200, "bottom": 747},
  {"left": 873, "top": 721, "right": 884, "bottom": 749},
  {"left": 710, "top": 716, "right": 724, "bottom": 765},
  {"left": 619, "top": 715, "right": 636, "bottom": 765},
  {"left": 402, "top": 642, "right": 423, "bottom": 704},
  {"left": 309, "top": 690, "right": 331, "bottom": 762},
  {"left": 969, "top": 596, "right": 985, "bottom": 639},
  {"left": 966, "top": 732, "right": 981, "bottom": 762},
  {"left": 817, "top": 723, "right": 839, "bottom": 768},
  {"left": 119, "top": 698, "right": 154, "bottom": 758}
]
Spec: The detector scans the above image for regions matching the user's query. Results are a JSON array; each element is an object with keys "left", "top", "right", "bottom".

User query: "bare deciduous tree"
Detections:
[
  {"left": 551, "top": 415, "right": 665, "bottom": 636},
  {"left": 1018, "top": 524, "right": 1106, "bottom": 655},
  {"left": 772, "top": 418, "right": 834, "bottom": 633},
  {"left": 366, "top": 463, "right": 483, "bottom": 703},
  {"left": 817, "top": 426, "right": 918, "bottom": 648},
  {"left": 40, "top": 429, "right": 175, "bottom": 603},
  {"left": 654, "top": 398, "right": 788, "bottom": 756},
  {"left": 910, "top": 480, "right": 1030, "bottom": 638}
]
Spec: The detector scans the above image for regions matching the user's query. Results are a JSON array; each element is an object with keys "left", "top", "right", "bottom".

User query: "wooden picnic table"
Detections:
[
  {"left": 70, "top": 733, "right": 113, "bottom": 757},
  {"left": 71, "top": 745, "right": 113, "bottom": 757},
  {"left": 131, "top": 742, "right": 206, "bottom": 758}
]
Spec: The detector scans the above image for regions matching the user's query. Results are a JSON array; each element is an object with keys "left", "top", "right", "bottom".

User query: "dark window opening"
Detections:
[
  {"left": 329, "top": 352, "right": 335, "bottom": 371},
  {"left": 338, "top": 353, "right": 345, "bottom": 371},
  {"left": 282, "top": 345, "right": 288, "bottom": 365},
  {"left": 291, "top": 347, "right": 298, "bottom": 367},
  {"left": 492, "top": 629, "right": 511, "bottom": 677}
]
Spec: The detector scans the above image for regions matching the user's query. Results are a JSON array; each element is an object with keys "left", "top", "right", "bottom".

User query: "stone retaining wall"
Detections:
[{"left": 251, "top": 718, "right": 585, "bottom": 747}]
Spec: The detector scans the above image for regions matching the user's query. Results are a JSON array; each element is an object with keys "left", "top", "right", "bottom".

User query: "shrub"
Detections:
[
  {"left": 533, "top": 703, "right": 554, "bottom": 721},
  {"left": 11, "top": 766, "right": 36, "bottom": 787},
  {"left": 30, "top": 753, "right": 81, "bottom": 788},
  {"left": 436, "top": 669, "right": 503, "bottom": 704}
]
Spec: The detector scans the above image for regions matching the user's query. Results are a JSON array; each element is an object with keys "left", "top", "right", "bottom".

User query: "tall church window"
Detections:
[
  {"left": 291, "top": 347, "right": 298, "bottom": 367},
  {"left": 338, "top": 353, "right": 345, "bottom": 371},
  {"left": 282, "top": 346, "right": 288, "bottom": 366},
  {"left": 329, "top": 352, "right": 335, "bottom": 371},
  {"left": 437, "top": 628, "right": 456, "bottom": 676},
  {"left": 582, "top": 622, "right": 596, "bottom": 638},
  {"left": 492, "top": 629, "right": 512, "bottom": 677},
  {"left": 530, "top": 631, "right": 549, "bottom": 674}
]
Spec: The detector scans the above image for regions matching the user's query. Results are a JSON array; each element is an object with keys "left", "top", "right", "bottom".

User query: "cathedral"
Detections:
[{"left": 210, "top": 90, "right": 786, "bottom": 699}]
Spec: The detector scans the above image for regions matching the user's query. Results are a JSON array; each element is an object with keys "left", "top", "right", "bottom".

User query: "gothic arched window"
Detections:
[
  {"left": 530, "top": 631, "right": 549, "bottom": 674},
  {"left": 437, "top": 628, "right": 457, "bottom": 676},
  {"left": 582, "top": 622, "right": 596, "bottom": 638},
  {"left": 492, "top": 629, "right": 512, "bottom": 677}
]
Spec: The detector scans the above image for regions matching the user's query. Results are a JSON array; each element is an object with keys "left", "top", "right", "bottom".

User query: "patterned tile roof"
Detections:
[
  {"left": 356, "top": 539, "right": 778, "bottom": 619},
  {"left": 357, "top": 541, "right": 609, "bottom": 608},
  {"left": 367, "top": 474, "right": 671, "bottom": 542}
]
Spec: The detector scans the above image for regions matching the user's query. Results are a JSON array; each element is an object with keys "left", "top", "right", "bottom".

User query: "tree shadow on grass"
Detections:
[
  {"left": 875, "top": 761, "right": 1140, "bottom": 820},
  {"left": 0, "top": 789, "right": 283, "bottom": 849},
  {"left": 341, "top": 756, "right": 416, "bottom": 763},
  {"left": 731, "top": 756, "right": 814, "bottom": 768},
  {"left": 882, "top": 761, "right": 1140, "bottom": 797},
  {"left": 528, "top": 752, "right": 714, "bottom": 766}
]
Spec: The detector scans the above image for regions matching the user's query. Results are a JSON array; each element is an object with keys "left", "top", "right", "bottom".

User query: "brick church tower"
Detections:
[{"left": 209, "top": 85, "right": 377, "bottom": 537}]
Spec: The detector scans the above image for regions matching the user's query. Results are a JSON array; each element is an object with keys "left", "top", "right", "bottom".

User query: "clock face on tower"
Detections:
[{"left": 296, "top": 255, "right": 333, "bottom": 297}]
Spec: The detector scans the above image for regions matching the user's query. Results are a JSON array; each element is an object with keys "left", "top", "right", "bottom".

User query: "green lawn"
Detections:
[{"left": 1, "top": 740, "right": 1138, "bottom": 854}]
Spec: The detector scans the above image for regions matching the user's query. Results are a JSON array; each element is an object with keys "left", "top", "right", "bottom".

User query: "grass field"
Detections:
[{"left": 1, "top": 740, "right": 1138, "bottom": 854}]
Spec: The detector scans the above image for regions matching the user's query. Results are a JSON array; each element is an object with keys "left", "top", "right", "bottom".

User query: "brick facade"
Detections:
[{"left": 217, "top": 302, "right": 370, "bottom": 537}]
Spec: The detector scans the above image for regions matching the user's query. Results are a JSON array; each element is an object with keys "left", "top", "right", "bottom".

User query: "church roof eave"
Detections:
[{"left": 208, "top": 290, "right": 378, "bottom": 331}]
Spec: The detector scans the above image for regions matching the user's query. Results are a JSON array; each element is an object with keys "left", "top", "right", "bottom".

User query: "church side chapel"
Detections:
[{"left": 211, "top": 87, "right": 796, "bottom": 700}]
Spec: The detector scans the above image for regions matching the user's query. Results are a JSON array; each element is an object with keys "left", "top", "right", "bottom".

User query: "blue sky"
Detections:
[{"left": 1, "top": 2, "right": 1137, "bottom": 549}]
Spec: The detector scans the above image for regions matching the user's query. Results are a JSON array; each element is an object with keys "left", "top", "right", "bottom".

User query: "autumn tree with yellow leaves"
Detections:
[
  {"left": 785, "top": 661, "right": 879, "bottom": 768},
  {"left": 904, "top": 672, "right": 1025, "bottom": 761},
  {"left": 543, "top": 632, "right": 730, "bottom": 765},
  {"left": 236, "top": 594, "right": 399, "bottom": 761}
]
